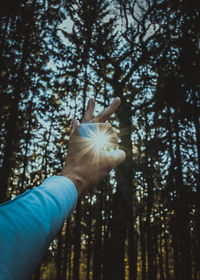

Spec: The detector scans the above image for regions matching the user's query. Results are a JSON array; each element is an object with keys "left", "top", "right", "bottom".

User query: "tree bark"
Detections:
[
  {"left": 93, "top": 193, "right": 103, "bottom": 280},
  {"left": 0, "top": 26, "right": 30, "bottom": 202},
  {"left": 56, "top": 230, "right": 63, "bottom": 280},
  {"left": 72, "top": 200, "right": 81, "bottom": 280},
  {"left": 104, "top": 93, "right": 135, "bottom": 280}
]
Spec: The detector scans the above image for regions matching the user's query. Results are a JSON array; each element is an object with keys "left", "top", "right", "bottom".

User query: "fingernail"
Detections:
[
  {"left": 89, "top": 98, "right": 94, "bottom": 105},
  {"left": 87, "top": 98, "right": 93, "bottom": 108}
]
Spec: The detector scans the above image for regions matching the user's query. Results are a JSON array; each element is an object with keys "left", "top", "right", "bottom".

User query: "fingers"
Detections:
[
  {"left": 104, "top": 149, "right": 126, "bottom": 168},
  {"left": 93, "top": 97, "right": 121, "bottom": 123},
  {"left": 104, "top": 123, "right": 118, "bottom": 149},
  {"left": 112, "top": 149, "right": 126, "bottom": 165},
  {"left": 108, "top": 135, "right": 118, "bottom": 149},
  {"left": 82, "top": 98, "right": 95, "bottom": 123},
  {"left": 70, "top": 119, "right": 79, "bottom": 136},
  {"left": 82, "top": 97, "right": 121, "bottom": 123}
]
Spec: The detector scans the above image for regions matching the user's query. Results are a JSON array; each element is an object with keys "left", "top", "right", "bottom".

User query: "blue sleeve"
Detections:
[{"left": 0, "top": 176, "right": 78, "bottom": 280}]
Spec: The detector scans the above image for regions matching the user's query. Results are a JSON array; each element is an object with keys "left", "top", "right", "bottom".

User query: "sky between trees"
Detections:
[{"left": 0, "top": 0, "right": 200, "bottom": 279}]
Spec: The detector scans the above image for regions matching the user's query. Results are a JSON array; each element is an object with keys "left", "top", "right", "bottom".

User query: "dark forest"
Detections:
[{"left": 0, "top": 0, "right": 200, "bottom": 279}]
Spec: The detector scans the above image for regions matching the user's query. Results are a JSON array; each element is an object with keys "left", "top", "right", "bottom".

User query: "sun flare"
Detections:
[{"left": 87, "top": 128, "right": 111, "bottom": 152}]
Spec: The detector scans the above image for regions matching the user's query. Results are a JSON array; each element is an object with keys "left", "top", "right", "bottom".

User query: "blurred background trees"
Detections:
[{"left": 0, "top": 0, "right": 200, "bottom": 279}]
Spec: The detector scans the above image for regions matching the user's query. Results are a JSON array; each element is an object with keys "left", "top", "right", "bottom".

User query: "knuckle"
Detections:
[
  {"left": 74, "top": 125, "right": 81, "bottom": 133},
  {"left": 106, "top": 122, "right": 112, "bottom": 129}
]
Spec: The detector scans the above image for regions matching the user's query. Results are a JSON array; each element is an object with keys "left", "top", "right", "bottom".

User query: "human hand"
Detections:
[{"left": 60, "top": 98, "right": 126, "bottom": 195}]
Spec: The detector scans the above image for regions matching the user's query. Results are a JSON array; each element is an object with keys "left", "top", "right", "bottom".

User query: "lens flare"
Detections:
[
  {"left": 87, "top": 129, "right": 110, "bottom": 152},
  {"left": 78, "top": 124, "right": 116, "bottom": 159}
]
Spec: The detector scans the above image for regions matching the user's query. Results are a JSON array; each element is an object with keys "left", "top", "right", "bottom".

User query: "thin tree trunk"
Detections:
[
  {"left": 19, "top": 102, "right": 33, "bottom": 194},
  {"left": 93, "top": 191, "right": 103, "bottom": 280},
  {"left": 56, "top": 230, "right": 63, "bottom": 280},
  {"left": 86, "top": 200, "right": 92, "bottom": 280},
  {"left": 140, "top": 214, "right": 147, "bottom": 280},
  {"left": 166, "top": 106, "right": 181, "bottom": 280},
  {"left": 63, "top": 220, "right": 70, "bottom": 280},
  {"left": 39, "top": 113, "right": 54, "bottom": 182},
  {"left": 174, "top": 108, "right": 192, "bottom": 280},
  {"left": 128, "top": 201, "right": 138, "bottom": 280},
  {"left": 67, "top": 229, "right": 72, "bottom": 280},
  {"left": 193, "top": 91, "right": 200, "bottom": 280},
  {"left": 104, "top": 93, "right": 135, "bottom": 280},
  {"left": 144, "top": 110, "right": 156, "bottom": 280},
  {"left": 157, "top": 233, "right": 165, "bottom": 280},
  {"left": 163, "top": 215, "right": 170, "bottom": 280},
  {"left": 0, "top": 27, "right": 30, "bottom": 202},
  {"left": 102, "top": 180, "right": 113, "bottom": 280},
  {"left": 72, "top": 200, "right": 81, "bottom": 280}
]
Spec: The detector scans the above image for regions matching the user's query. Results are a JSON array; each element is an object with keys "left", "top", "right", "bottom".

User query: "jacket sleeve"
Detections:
[{"left": 0, "top": 176, "right": 78, "bottom": 280}]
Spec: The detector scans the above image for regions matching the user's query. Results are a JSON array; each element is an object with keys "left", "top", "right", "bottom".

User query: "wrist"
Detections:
[{"left": 60, "top": 167, "right": 84, "bottom": 196}]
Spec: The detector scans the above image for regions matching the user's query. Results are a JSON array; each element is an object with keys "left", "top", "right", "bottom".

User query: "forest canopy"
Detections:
[{"left": 0, "top": 0, "right": 200, "bottom": 279}]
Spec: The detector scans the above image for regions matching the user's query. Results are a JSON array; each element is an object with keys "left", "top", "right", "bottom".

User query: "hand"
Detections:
[{"left": 60, "top": 98, "right": 126, "bottom": 195}]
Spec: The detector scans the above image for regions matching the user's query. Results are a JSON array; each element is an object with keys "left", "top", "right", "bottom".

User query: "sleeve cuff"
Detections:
[{"left": 37, "top": 175, "right": 78, "bottom": 218}]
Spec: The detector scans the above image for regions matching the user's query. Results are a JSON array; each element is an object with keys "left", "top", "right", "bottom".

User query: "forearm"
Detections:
[
  {"left": 0, "top": 176, "right": 78, "bottom": 280},
  {"left": 60, "top": 166, "right": 85, "bottom": 196}
]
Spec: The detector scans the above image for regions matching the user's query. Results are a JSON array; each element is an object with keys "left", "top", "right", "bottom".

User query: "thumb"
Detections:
[
  {"left": 70, "top": 119, "right": 79, "bottom": 136},
  {"left": 104, "top": 149, "right": 126, "bottom": 168}
]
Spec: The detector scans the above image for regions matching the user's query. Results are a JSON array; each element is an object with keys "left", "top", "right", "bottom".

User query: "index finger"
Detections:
[
  {"left": 82, "top": 98, "right": 95, "bottom": 123},
  {"left": 93, "top": 97, "right": 121, "bottom": 122}
]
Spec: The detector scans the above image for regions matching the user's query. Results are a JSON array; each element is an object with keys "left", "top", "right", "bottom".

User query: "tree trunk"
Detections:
[
  {"left": 163, "top": 215, "right": 170, "bottom": 280},
  {"left": 128, "top": 198, "right": 138, "bottom": 280},
  {"left": 157, "top": 233, "right": 165, "bottom": 280},
  {"left": 144, "top": 110, "right": 156, "bottom": 280},
  {"left": 104, "top": 93, "right": 135, "bottom": 280},
  {"left": 173, "top": 108, "right": 192, "bottom": 280},
  {"left": 56, "top": 230, "right": 63, "bottom": 280},
  {"left": 63, "top": 220, "right": 70, "bottom": 280},
  {"left": 0, "top": 30, "right": 30, "bottom": 202},
  {"left": 86, "top": 200, "right": 92, "bottom": 280},
  {"left": 140, "top": 214, "right": 147, "bottom": 280},
  {"left": 19, "top": 102, "right": 33, "bottom": 194},
  {"left": 72, "top": 200, "right": 81, "bottom": 280},
  {"left": 93, "top": 191, "right": 103, "bottom": 280}
]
